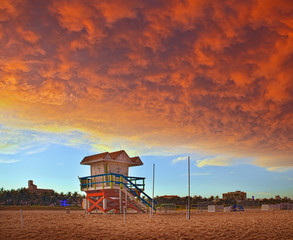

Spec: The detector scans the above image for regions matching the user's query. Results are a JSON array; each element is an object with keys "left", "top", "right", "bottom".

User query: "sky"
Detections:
[{"left": 0, "top": 0, "right": 292, "bottom": 199}]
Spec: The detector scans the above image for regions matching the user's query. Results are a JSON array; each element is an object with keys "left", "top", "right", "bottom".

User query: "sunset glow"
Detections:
[{"left": 0, "top": 0, "right": 292, "bottom": 198}]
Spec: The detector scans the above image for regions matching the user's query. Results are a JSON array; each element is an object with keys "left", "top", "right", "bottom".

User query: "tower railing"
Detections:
[{"left": 79, "top": 173, "right": 156, "bottom": 211}]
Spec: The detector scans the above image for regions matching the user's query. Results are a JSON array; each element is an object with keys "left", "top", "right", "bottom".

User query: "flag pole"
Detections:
[
  {"left": 188, "top": 156, "right": 190, "bottom": 220},
  {"left": 152, "top": 163, "right": 155, "bottom": 217}
]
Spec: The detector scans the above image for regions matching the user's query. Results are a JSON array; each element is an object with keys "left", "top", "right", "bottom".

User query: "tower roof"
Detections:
[
  {"left": 109, "top": 150, "right": 127, "bottom": 160},
  {"left": 80, "top": 150, "right": 143, "bottom": 166}
]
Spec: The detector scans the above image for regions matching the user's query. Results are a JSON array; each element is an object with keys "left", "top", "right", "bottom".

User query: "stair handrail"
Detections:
[
  {"left": 121, "top": 183, "right": 152, "bottom": 210},
  {"left": 79, "top": 173, "right": 157, "bottom": 210},
  {"left": 120, "top": 176, "right": 157, "bottom": 211}
]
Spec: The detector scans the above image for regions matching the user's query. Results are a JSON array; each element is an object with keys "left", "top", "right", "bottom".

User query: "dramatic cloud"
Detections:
[
  {"left": 196, "top": 156, "right": 237, "bottom": 168},
  {"left": 172, "top": 156, "right": 187, "bottom": 164},
  {"left": 0, "top": 0, "right": 292, "bottom": 169}
]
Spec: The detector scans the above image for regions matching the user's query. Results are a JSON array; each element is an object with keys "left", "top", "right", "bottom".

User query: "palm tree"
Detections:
[{"left": 71, "top": 192, "right": 80, "bottom": 206}]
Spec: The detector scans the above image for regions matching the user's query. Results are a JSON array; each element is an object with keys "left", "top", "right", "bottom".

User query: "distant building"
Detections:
[
  {"left": 27, "top": 180, "right": 54, "bottom": 195},
  {"left": 159, "top": 195, "right": 180, "bottom": 199},
  {"left": 222, "top": 191, "right": 247, "bottom": 200}
]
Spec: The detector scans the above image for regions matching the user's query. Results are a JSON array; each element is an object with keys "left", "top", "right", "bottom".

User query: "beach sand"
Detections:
[{"left": 0, "top": 210, "right": 292, "bottom": 239}]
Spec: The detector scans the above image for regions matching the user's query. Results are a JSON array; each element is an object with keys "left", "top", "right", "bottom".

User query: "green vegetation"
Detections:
[
  {"left": 0, "top": 205, "right": 82, "bottom": 210},
  {"left": 0, "top": 187, "right": 84, "bottom": 209},
  {"left": 154, "top": 195, "right": 292, "bottom": 208}
]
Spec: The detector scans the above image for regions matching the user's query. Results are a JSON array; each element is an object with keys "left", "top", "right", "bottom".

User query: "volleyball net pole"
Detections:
[
  {"left": 188, "top": 156, "right": 190, "bottom": 220},
  {"left": 152, "top": 163, "right": 155, "bottom": 217}
]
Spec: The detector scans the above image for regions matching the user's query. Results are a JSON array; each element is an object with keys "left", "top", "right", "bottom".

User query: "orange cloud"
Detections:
[{"left": 0, "top": 0, "right": 292, "bottom": 170}]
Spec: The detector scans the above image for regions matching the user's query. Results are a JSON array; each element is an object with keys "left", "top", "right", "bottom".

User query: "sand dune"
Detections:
[{"left": 0, "top": 210, "right": 292, "bottom": 239}]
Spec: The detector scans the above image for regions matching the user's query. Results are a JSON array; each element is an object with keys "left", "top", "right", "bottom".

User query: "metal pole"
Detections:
[
  {"left": 188, "top": 156, "right": 190, "bottom": 220},
  {"left": 152, "top": 163, "right": 155, "bottom": 217}
]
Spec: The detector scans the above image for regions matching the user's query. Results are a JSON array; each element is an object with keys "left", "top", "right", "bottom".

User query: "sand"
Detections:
[{"left": 0, "top": 210, "right": 292, "bottom": 239}]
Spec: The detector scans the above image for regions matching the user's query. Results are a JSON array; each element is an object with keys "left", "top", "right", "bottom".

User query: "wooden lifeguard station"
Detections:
[{"left": 79, "top": 150, "right": 155, "bottom": 214}]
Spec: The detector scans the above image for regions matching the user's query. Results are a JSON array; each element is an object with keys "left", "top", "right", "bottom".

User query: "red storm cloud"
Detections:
[{"left": 0, "top": 0, "right": 292, "bottom": 169}]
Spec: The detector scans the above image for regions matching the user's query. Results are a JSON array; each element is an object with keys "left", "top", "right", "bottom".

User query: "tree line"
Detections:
[
  {"left": 0, "top": 188, "right": 84, "bottom": 206},
  {"left": 154, "top": 195, "right": 292, "bottom": 206},
  {"left": 1, "top": 188, "right": 291, "bottom": 207}
]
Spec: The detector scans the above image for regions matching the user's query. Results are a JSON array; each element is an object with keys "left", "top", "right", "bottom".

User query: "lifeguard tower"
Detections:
[{"left": 79, "top": 150, "right": 155, "bottom": 214}]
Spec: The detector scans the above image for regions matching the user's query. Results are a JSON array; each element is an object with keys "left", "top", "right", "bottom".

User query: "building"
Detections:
[
  {"left": 222, "top": 191, "right": 247, "bottom": 200},
  {"left": 27, "top": 180, "right": 54, "bottom": 195},
  {"left": 79, "top": 150, "right": 155, "bottom": 214},
  {"left": 159, "top": 195, "right": 180, "bottom": 199},
  {"left": 156, "top": 195, "right": 180, "bottom": 205}
]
